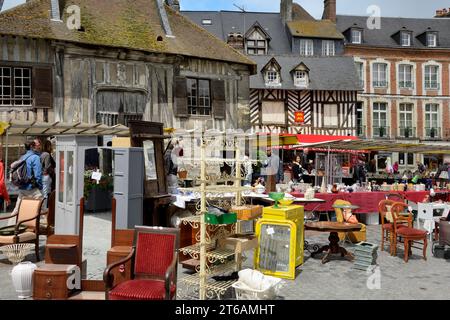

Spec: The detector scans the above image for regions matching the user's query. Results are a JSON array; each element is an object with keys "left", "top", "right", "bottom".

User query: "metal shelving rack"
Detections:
[{"left": 176, "top": 130, "right": 253, "bottom": 300}]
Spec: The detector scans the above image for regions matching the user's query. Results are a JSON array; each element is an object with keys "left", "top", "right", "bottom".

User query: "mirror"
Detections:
[
  {"left": 82, "top": 147, "right": 114, "bottom": 280},
  {"left": 143, "top": 140, "right": 157, "bottom": 180}
]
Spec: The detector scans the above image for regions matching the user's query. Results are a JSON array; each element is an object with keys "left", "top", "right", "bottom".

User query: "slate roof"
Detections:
[
  {"left": 182, "top": 11, "right": 292, "bottom": 55},
  {"left": 0, "top": 0, "right": 256, "bottom": 68},
  {"left": 337, "top": 15, "right": 450, "bottom": 49},
  {"left": 251, "top": 55, "right": 361, "bottom": 91},
  {"left": 287, "top": 20, "right": 344, "bottom": 39}
]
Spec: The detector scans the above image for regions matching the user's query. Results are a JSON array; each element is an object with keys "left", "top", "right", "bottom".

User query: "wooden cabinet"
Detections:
[
  {"left": 107, "top": 246, "right": 133, "bottom": 287},
  {"left": 33, "top": 264, "right": 78, "bottom": 300}
]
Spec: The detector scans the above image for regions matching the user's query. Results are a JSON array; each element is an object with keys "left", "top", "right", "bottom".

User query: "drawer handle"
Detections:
[
  {"left": 119, "top": 264, "right": 125, "bottom": 273},
  {"left": 45, "top": 292, "right": 52, "bottom": 299},
  {"left": 46, "top": 278, "right": 52, "bottom": 286}
]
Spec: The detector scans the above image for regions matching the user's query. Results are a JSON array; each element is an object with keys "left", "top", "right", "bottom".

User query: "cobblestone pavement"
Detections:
[{"left": 1, "top": 223, "right": 449, "bottom": 300}]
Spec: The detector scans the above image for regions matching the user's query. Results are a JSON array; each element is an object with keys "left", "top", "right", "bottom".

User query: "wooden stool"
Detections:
[{"left": 395, "top": 227, "right": 427, "bottom": 262}]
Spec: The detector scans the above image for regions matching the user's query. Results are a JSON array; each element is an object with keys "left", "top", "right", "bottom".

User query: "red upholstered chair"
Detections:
[
  {"left": 104, "top": 226, "right": 180, "bottom": 300},
  {"left": 391, "top": 202, "right": 427, "bottom": 262}
]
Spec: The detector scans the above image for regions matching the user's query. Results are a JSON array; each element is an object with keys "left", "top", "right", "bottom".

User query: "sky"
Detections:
[{"left": 1, "top": 0, "right": 449, "bottom": 18}]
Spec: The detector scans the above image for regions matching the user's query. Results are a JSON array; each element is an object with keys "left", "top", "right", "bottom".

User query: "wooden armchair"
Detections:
[
  {"left": 0, "top": 197, "right": 45, "bottom": 261},
  {"left": 104, "top": 226, "right": 180, "bottom": 300},
  {"left": 333, "top": 199, "right": 366, "bottom": 243}
]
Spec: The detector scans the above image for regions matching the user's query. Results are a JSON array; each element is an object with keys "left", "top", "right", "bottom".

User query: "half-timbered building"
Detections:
[
  {"left": 183, "top": 0, "right": 361, "bottom": 134},
  {"left": 0, "top": 0, "right": 256, "bottom": 131}
]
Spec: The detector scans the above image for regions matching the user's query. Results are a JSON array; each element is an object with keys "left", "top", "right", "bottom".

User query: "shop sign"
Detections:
[{"left": 294, "top": 111, "right": 305, "bottom": 124}]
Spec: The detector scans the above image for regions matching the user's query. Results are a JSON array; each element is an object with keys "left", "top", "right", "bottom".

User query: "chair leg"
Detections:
[
  {"left": 35, "top": 240, "right": 40, "bottom": 262},
  {"left": 423, "top": 237, "right": 427, "bottom": 261},
  {"left": 381, "top": 230, "right": 384, "bottom": 252},
  {"left": 404, "top": 239, "right": 409, "bottom": 263}
]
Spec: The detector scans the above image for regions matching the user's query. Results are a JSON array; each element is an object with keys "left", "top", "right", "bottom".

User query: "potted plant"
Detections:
[
  {"left": 404, "top": 127, "right": 410, "bottom": 138},
  {"left": 379, "top": 127, "right": 385, "bottom": 138},
  {"left": 84, "top": 170, "right": 113, "bottom": 212}
]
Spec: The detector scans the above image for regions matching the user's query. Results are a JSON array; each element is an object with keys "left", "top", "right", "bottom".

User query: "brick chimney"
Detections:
[
  {"left": 322, "top": 0, "right": 336, "bottom": 23},
  {"left": 280, "top": 0, "right": 293, "bottom": 25},
  {"left": 165, "top": 0, "right": 180, "bottom": 12}
]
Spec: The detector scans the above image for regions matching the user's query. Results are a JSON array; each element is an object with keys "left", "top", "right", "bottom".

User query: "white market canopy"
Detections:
[
  {"left": 300, "top": 139, "right": 450, "bottom": 154},
  {"left": 0, "top": 120, "right": 130, "bottom": 137}
]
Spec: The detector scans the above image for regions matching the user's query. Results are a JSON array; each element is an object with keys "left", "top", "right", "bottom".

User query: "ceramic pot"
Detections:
[{"left": 11, "top": 261, "right": 37, "bottom": 299}]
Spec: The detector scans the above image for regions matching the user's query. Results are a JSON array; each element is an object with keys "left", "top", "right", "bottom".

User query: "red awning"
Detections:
[{"left": 295, "top": 134, "right": 359, "bottom": 145}]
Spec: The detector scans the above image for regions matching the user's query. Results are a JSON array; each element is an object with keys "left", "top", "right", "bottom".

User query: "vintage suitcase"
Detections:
[
  {"left": 107, "top": 246, "right": 133, "bottom": 287},
  {"left": 33, "top": 264, "right": 78, "bottom": 300}
]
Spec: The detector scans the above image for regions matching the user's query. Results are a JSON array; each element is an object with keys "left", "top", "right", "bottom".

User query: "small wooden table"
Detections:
[{"left": 305, "top": 221, "right": 362, "bottom": 264}]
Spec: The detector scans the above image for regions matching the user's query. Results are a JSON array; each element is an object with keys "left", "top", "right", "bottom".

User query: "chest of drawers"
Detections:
[{"left": 33, "top": 264, "right": 78, "bottom": 300}]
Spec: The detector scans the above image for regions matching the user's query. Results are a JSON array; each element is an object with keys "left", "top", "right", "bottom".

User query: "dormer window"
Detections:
[
  {"left": 245, "top": 22, "right": 271, "bottom": 55},
  {"left": 266, "top": 71, "right": 280, "bottom": 85},
  {"left": 322, "top": 40, "right": 335, "bottom": 56},
  {"left": 427, "top": 32, "right": 437, "bottom": 47},
  {"left": 351, "top": 29, "right": 362, "bottom": 44},
  {"left": 401, "top": 31, "right": 412, "bottom": 46},
  {"left": 294, "top": 71, "right": 308, "bottom": 88}
]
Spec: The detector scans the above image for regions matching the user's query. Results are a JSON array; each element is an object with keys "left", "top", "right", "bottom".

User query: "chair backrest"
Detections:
[
  {"left": 18, "top": 197, "right": 44, "bottom": 230},
  {"left": 378, "top": 199, "right": 395, "bottom": 224},
  {"left": 386, "top": 193, "right": 405, "bottom": 202},
  {"left": 133, "top": 226, "right": 180, "bottom": 278},
  {"left": 390, "top": 202, "right": 409, "bottom": 223},
  {"left": 333, "top": 199, "right": 351, "bottom": 223}
]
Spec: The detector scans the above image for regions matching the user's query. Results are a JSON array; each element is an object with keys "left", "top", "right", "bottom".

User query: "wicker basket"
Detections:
[{"left": 232, "top": 276, "right": 282, "bottom": 300}]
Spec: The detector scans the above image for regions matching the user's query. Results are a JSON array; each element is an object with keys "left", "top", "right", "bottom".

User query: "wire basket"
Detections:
[
  {"left": 0, "top": 244, "right": 35, "bottom": 265},
  {"left": 232, "top": 277, "right": 283, "bottom": 300}
]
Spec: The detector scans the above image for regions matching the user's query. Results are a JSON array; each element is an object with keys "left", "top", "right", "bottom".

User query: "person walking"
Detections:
[
  {"left": 263, "top": 148, "right": 280, "bottom": 192},
  {"left": 35, "top": 138, "right": 55, "bottom": 207},
  {"left": 11, "top": 140, "right": 43, "bottom": 215}
]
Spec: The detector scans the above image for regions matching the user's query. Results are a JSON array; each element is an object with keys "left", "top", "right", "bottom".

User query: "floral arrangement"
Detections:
[{"left": 83, "top": 170, "right": 113, "bottom": 199}]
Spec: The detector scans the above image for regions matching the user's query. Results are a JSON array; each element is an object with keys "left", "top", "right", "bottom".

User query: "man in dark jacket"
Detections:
[{"left": 12, "top": 140, "right": 43, "bottom": 215}]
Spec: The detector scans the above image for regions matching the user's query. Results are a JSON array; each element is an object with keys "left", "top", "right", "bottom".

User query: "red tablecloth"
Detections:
[{"left": 290, "top": 191, "right": 430, "bottom": 213}]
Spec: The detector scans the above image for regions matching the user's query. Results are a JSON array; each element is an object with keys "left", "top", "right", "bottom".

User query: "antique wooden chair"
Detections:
[
  {"left": 333, "top": 199, "right": 366, "bottom": 243},
  {"left": 378, "top": 199, "right": 407, "bottom": 253},
  {"left": 104, "top": 226, "right": 180, "bottom": 300},
  {"left": 391, "top": 202, "right": 427, "bottom": 262},
  {"left": 0, "top": 197, "right": 45, "bottom": 261}
]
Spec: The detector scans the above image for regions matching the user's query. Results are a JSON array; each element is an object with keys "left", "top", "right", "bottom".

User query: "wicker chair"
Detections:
[
  {"left": 104, "top": 226, "right": 180, "bottom": 300},
  {"left": 333, "top": 199, "right": 366, "bottom": 243}
]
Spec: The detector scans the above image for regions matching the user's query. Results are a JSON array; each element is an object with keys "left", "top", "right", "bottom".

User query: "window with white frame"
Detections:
[
  {"left": 0, "top": 67, "right": 32, "bottom": 107},
  {"left": 294, "top": 70, "right": 308, "bottom": 88},
  {"left": 351, "top": 29, "right": 362, "bottom": 44},
  {"left": 427, "top": 32, "right": 437, "bottom": 47},
  {"left": 266, "top": 70, "right": 280, "bottom": 85},
  {"left": 400, "top": 31, "right": 411, "bottom": 46},
  {"left": 322, "top": 40, "right": 335, "bottom": 56},
  {"left": 300, "top": 39, "right": 314, "bottom": 56},
  {"left": 356, "top": 62, "right": 364, "bottom": 88},
  {"left": 399, "top": 153, "right": 414, "bottom": 166},
  {"left": 425, "top": 103, "right": 440, "bottom": 138},
  {"left": 372, "top": 102, "right": 388, "bottom": 137},
  {"left": 372, "top": 63, "right": 388, "bottom": 88},
  {"left": 246, "top": 30, "right": 267, "bottom": 55},
  {"left": 323, "top": 104, "right": 338, "bottom": 127},
  {"left": 398, "top": 64, "right": 413, "bottom": 89},
  {"left": 399, "top": 103, "right": 414, "bottom": 137},
  {"left": 424, "top": 65, "right": 439, "bottom": 89}
]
